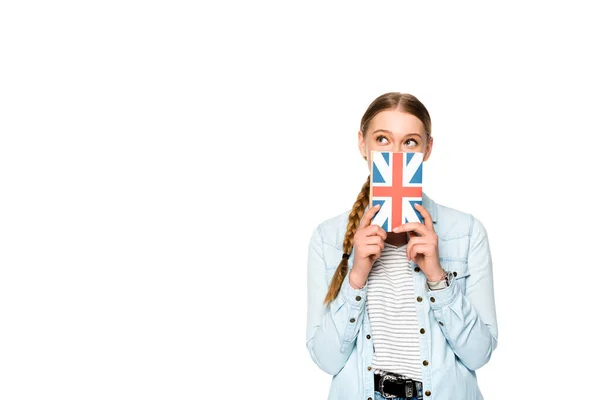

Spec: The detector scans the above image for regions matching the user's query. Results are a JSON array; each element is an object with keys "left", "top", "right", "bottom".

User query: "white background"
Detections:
[{"left": 1, "top": 1, "right": 598, "bottom": 399}]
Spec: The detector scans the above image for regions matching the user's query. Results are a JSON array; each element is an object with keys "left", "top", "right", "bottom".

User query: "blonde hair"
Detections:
[{"left": 323, "top": 92, "right": 432, "bottom": 306}]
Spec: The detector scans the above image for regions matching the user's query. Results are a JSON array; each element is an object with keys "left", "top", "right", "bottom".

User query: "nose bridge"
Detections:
[{"left": 393, "top": 139, "right": 403, "bottom": 153}]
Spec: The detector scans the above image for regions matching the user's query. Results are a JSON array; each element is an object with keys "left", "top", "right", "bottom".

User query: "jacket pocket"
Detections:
[{"left": 323, "top": 243, "right": 343, "bottom": 270}]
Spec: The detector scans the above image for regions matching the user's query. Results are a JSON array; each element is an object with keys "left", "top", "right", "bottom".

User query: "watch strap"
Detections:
[{"left": 427, "top": 270, "right": 450, "bottom": 290}]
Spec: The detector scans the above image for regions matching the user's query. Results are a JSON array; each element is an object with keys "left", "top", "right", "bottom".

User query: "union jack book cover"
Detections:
[{"left": 369, "top": 151, "right": 423, "bottom": 232}]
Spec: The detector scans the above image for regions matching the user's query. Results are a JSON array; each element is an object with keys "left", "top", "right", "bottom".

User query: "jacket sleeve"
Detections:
[
  {"left": 426, "top": 215, "right": 499, "bottom": 371},
  {"left": 305, "top": 224, "right": 368, "bottom": 375}
]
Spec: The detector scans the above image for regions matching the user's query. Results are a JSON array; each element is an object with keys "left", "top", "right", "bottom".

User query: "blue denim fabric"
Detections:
[{"left": 306, "top": 192, "right": 498, "bottom": 400}]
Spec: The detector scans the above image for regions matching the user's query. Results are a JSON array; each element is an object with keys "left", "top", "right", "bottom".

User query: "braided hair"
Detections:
[{"left": 323, "top": 176, "right": 370, "bottom": 305}]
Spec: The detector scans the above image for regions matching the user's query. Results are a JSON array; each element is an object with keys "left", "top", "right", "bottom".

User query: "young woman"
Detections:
[{"left": 306, "top": 92, "right": 498, "bottom": 400}]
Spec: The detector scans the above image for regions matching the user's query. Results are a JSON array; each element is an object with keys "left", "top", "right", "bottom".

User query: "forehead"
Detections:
[{"left": 368, "top": 110, "right": 425, "bottom": 135}]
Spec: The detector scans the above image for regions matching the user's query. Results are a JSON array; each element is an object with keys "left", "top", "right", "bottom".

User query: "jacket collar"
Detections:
[{"left": 422, "top": 191, "right": 438, "bottom": 223}]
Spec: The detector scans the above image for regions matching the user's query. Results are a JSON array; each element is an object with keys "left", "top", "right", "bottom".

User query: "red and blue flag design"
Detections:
[{"left": 369, "top": 151, "right": 423, "bottom": 231}]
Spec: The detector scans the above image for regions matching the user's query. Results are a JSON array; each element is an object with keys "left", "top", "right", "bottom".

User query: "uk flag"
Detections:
[{"left": 370, "top": 151, "right": 423, "bottom": 231}]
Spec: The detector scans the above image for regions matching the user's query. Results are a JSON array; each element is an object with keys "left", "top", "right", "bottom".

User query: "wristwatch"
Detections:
[{"left": 427, "top": 270, "right": 451, "bottom": 290}]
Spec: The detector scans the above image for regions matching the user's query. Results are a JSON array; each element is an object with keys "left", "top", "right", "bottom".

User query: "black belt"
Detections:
[{"left": 374, "top": 372, "right": 423, "bottom": 399}]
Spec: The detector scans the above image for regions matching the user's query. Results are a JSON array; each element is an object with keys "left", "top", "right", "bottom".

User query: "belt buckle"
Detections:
[
  {"left": 379, "top": 373, "right": 399, "bottom": 399},
  {"left": 404, "top": 378, "right": 413, "bottom": 398}
]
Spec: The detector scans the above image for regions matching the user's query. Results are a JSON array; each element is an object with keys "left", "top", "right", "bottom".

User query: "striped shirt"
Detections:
[{"left": 366, "top": 242, "right": 423, "bottom": 381}]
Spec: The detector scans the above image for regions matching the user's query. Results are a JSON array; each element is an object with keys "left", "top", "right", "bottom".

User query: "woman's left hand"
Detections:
[{"left": 393, "top": 204, "right": 444, "bottom": 282}]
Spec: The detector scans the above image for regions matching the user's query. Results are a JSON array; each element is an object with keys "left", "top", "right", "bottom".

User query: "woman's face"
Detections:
[{"left": 358, "top": 109, "right": 433, "bottom": 166}]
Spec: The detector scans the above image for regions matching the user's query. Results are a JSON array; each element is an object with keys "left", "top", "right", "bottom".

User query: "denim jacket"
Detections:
[{"left": 306, "top": 192, "right": 498, "bottom": 400}]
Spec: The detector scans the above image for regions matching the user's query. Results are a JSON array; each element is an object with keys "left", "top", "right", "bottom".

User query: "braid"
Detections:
[{"left": 323, "top": 175, "right": 371, "bottom": 306}]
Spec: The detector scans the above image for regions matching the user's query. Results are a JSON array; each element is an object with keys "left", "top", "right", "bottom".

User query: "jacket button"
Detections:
[
  {"left": 425, "top": 390, "right": 432, "bottom": 396},
  {"left": 414, "top": 266, "right": 420, "bottom": 272},
  {"left": 453, "top": 271, "right": 457, "bottom": 277},
  {"left": 430, "top": 297, "right": 436, "bottom": 303},
  {"left": 420, "top": 328, "right": 425, "bottom": 334},
  {"left": 416, "top": 296, "right": 423, "bottom": 302},
  {"left": 350, "top": 318, "right": 356, "bottom": 323},
  {"left": 366, "top": 334, "right": 371, "bottom": 339},
  {"left": 439, "top": 321, "right": 444, "bottom": 326},
  {"left": 423, "top": 360, "right": 429, "bottom": 366},
  {"left": 355, "top": 295, "right": 362, "bottom": 301},
  {"left": 367, "top": 366, "right": 372, "bottom": 371}
]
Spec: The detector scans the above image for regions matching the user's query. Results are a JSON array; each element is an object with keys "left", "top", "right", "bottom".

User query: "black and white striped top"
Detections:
[{"left": 366, "top": 242, "right": 423, "bottom": 381}]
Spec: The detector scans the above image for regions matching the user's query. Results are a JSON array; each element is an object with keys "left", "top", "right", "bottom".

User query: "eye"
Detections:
[
  {"left": 376, "top": 135, "right": 389, "bottom": 144},
  {"left": 405, "top": 138, "right": 419, "bottom": 146}
]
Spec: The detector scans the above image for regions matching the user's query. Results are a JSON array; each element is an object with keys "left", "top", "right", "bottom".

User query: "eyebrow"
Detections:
[{"left": 371, "top": 129, "right": 422, "bottom": 138}]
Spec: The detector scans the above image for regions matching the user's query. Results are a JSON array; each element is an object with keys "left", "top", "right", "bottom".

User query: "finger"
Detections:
[
  {"left": 364, "top": 236, "right": 385, "bottom": 252},
  {"left": 364, "top": 244, "right": 383, "bottom": 259},
  {"left": 359, "top": 204, "right": 381, "bottom": 229},
  {"left": 414, "top": 203, "right": 433, "bottom": 230},
  {"left": 406, "top": 230, "right": 423, "bottom": 240},
  {"left": 407, "top": 236, "right": 427, "bottom": 246},
  {"left": 406, "top": 236, "right": 426, "bottom": 261},
  {"left": 393, "top": 222, "right": 428, "bottom": 235},
  {"left": 375, "top": 225, "right": 388, "bottom": 241},
  {"left": 408, "top": 244, "right": 429, "bottom": 261},
  {"left": 364, "top": 224, "right": 388, "bottom": 240}
]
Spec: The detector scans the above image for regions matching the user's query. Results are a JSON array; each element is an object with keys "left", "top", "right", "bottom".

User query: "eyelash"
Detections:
[{"left": 377, "top": 136, "right": 418, "bottom": 146}]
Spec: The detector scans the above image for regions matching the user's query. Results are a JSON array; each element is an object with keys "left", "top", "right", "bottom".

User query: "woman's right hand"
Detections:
[{"left": 349, "top": 204, "right": 387, "bottom": 288}]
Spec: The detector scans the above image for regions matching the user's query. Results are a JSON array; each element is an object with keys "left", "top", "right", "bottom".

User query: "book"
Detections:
[{"left": 369, "top": 151, "right": 424, "bottom": 232}]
